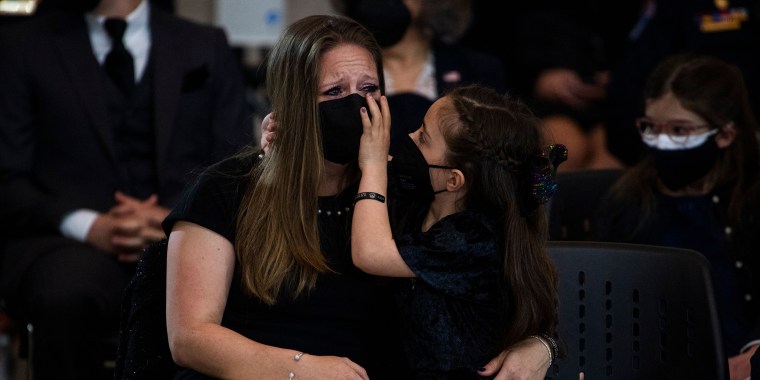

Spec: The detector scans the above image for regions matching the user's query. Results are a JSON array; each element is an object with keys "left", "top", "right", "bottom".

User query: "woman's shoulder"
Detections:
[
  {"left": 162, "top": 148, "right": 261, "bottom": 238},
  {"left": 185, "top": 149, "right": 265, "bottom": 210},
  {"left": 201, "top": 148, "right": 261, "bottom": 179}
]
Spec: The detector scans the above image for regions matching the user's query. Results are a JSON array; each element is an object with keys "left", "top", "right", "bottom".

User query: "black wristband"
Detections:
[
  {"left": 540, "top": 333, "right": 560, "bottom": 364},
  {"left": 354, "top": 192, "right": 386, "bottom": 204}
]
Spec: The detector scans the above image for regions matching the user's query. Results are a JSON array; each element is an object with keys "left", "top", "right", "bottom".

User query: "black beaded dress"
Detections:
[{"left": 161, "top": 153, "right": 406, "bottom": 379}]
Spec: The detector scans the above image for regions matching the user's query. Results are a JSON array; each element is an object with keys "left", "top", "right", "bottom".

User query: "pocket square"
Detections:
[{"left": 181, "top": 65, "right": 210, "bottom": 92}]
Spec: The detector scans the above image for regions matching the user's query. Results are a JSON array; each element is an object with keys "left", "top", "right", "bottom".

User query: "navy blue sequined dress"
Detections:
[{"left": 394, "top": 210, "right": 505, "bottom": 379}]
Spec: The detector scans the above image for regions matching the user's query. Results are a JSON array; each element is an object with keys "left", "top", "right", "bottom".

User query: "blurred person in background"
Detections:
[
  {"left": 604, "top": 0, "right": 760, "bottom": 167},
  {"left": 0, "top": 0, "right": 251, "bottom": 378},
  {"left": 331, "top": 0, "right": 507, "bottom": 156},
  {"left": 593, "top": 53, "right": 760, "bottom": 380},
  {"left": 460, "top": 0, "right": 642, "bottom": 171}
]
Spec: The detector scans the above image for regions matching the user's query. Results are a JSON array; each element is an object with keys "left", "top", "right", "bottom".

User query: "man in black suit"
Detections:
[{"left": 0, "top": 0, "right": 252, "bottom": 378}]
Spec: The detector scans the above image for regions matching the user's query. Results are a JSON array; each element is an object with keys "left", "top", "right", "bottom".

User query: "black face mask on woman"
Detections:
[
  {"left": 344, "top": 0, "right": 411, "bottom": 47},
  {"left": 390, "top": 135, "right": 454, "bottom": 204},
  {"left": 649, "top": 137, "right": 721, "bottom": 191},
  {"left": 318, "top": 93, "right": 369, "bottom": 164}
]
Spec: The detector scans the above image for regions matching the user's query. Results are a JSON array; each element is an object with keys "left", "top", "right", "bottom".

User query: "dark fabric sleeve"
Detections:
[
  {"left": 162, "top": 155, "right": 252, "bottom": 243},
  {"left": 736, "top": 188, "right": 760, "bottom": 347},
  {"left": 396, "top": 212, "right": 499, "bottom": 302},
  {"left": 433, "top": 40, "right": 507, "bottom": 96},
  {"left": 0, "top": 19, "right": 74, "bottom": 235}
]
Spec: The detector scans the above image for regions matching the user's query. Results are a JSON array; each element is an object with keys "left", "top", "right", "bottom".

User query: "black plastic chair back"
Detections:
[{"left": 546, "top": 241, "right": 728, "bottom": 380}]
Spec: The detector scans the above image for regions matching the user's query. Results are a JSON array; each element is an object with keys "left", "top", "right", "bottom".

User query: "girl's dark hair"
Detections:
[{"left": 439, "top": 85, "right": 559, "bottom": 347}]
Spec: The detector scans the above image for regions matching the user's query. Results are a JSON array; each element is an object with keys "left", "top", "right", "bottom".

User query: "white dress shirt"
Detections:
[{"left": 60, "top": 0, "right": 152, "bottom": 242}]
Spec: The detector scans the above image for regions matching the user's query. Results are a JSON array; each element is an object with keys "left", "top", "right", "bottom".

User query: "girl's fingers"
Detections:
[
  {"left": 360, "top": 105, "right": 372, "bottom": 132},
  {"left": 261, "top": 112, "right": 275, "bottom": 132},
  {"left": 364, "top": 94, "right": 389, "bottom": 139},
  {"left": 379, "top": 95, "right": 390, "bottom": 134},
  {"left": 365, "top": 94, "right": 382, "bottom": 127}
]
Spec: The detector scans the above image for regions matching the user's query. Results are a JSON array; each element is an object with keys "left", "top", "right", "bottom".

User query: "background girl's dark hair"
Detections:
[{"left": 609, "top": 53, "right": 760, "bottom": 235}]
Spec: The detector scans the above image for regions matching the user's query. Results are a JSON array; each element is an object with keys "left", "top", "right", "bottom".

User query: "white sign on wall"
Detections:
[{"left": 215, "top": 0, "right": 284, "bottom": 48}]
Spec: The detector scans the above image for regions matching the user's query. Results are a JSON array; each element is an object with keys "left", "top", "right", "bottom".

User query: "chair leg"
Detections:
[
  {"left": 26, "top": 323, "right": 32, "bottom": 380},
  {"left": 0, "top": 334, "right": 9, "bottom": 380},
  {"left": 23, "top": 322, "right": 118, "bottom": 379}
]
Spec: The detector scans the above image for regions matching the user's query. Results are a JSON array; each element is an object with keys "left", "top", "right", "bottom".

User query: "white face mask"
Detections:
[{"left": 641, "top": 129, "right": 719, "bottom": 150}]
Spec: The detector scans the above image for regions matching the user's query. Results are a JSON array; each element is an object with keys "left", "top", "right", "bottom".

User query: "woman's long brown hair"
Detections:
[{"left": 234, "top": 15, "right": 385, "bottom": 304}]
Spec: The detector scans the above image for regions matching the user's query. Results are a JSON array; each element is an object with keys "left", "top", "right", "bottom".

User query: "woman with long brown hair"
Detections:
[{"left": 163, "top": 14, "right": 553, "bottom": 380}]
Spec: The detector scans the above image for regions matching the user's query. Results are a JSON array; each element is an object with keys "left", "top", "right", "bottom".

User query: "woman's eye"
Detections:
[
  {"left": 362, "top": 84, "right": 380, "bottom": 94},
  {"left": 323, "top": 87, "right": 342, "bottom": 97}
]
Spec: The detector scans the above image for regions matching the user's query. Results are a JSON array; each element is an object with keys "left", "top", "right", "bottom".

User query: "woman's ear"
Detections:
[
  {"left": 715, "top": 122, "right": 737, "bottom": 149},
  {"left": 447, "top": 169, "right": 466, "bottom": 192}
]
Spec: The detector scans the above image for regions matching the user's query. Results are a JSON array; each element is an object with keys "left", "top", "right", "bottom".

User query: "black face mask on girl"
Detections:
[
  {"left": 649, "top": 137, "right": 721, "bottom": 191},
  {"left": 344, "top": 0, "right": 412, "bottom": 47},
  {"left": 318, "top": 93, "right": 369, "bottom": 164},
  {"left": 390, "top": 135, "right": 454, "bottom": 204}
]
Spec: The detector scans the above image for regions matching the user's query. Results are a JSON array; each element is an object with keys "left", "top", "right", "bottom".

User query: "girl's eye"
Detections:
[{"left": 671, "top": 126, "right": 690, "bottom": 136}]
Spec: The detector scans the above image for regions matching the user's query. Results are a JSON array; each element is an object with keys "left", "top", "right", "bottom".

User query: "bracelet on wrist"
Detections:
[
  {"left": 354, "top": 192, "right": 385, "bottom": 204},
  {"left": 529, "top": 335, "right": 554, "bottom": 368},
  {"left": 288, "top": 352, "right": 304, "bottom": 379},
  {"left": 539, "top": 333, "right": 559, "bottom": 364}
]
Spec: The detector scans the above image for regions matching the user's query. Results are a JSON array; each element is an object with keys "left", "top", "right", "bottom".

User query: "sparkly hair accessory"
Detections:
[{"left": 528, "top": 144, "right": 568, "bottom": 206}]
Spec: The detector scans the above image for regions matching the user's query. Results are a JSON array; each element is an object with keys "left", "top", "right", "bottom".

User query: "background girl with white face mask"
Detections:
[{"left": 592, "top": 53, "right": 760, "bottom": 380}]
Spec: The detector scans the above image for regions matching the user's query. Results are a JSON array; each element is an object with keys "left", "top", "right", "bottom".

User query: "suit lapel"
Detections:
[
  {"left": 149, "top": 8, "right": 182, "bottom": 172},
  {"left": 53, "top": 15, "right": 116, "bottom": 162}
]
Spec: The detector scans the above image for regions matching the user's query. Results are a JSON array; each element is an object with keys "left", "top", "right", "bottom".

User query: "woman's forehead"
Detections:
[{"left": 319, "top": 44, "right": 378, "bottom": 82}]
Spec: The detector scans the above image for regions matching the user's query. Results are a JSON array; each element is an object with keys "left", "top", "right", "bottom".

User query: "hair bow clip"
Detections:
[{"left": 529, "top": 144, "right": 568, "bottom": 205}]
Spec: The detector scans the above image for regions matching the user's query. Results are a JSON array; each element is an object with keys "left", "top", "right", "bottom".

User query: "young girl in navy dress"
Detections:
[{"left": 353, "top": 84, "right": 566, "bottom": 378}]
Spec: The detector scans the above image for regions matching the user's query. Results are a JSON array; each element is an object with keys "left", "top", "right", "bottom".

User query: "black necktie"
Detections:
[{"left": 104, "top": 18, "right": 135, "bottom": 96}]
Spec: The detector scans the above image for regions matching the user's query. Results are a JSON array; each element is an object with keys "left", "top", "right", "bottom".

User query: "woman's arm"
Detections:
[
  {"left": 166, "top": 221, "right": 369, "bottom": 379},
  {"left": 478, "top": 337, "right": 552, "bottom": 380},
  {"left": 352, "top": 95, "right": 414, "bottom": 278}
]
